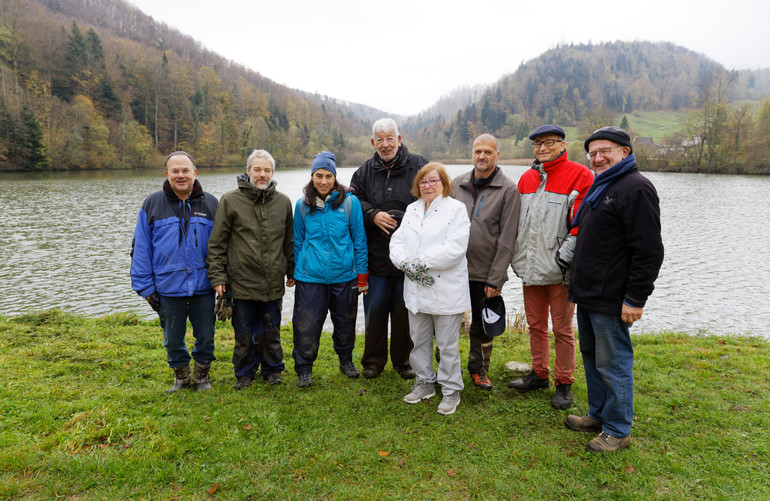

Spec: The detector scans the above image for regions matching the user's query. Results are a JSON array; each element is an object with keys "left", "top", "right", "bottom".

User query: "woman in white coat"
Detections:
[{"left": 389, "top": 162, "right": 471, "bottom": 415}]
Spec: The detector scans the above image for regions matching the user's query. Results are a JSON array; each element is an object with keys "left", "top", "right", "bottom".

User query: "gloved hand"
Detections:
[
  {"left": 357, "top": 273, "right": 369, "bottom": 295},
  {"left": 214, "top": 288, "right": 233, "bottom": 321},
  {"left": 146, "top": 292, "right": 161, "bottom": 312},
  {"left": 401, "top": 257, "right": 427, "bottom": 280},
  {"left": 400, "top": 258, "right": 434, "bottom": 287},
  {"left": 555, "top": 250, "right": 570, "bottom": 274}
]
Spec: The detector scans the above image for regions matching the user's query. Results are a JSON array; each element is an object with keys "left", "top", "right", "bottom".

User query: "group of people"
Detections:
[{"left": 131, "top": 118, "right": 663, "bottom": 452}]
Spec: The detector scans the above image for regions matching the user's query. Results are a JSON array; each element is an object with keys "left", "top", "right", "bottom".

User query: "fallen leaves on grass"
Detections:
[
  {"left": 446, "top": 469, "right": 456, "bottom": 477},
  {"left": 378, "top": 451, "right": 389, "bottom": 457},
  {"left": 207, "top": 483, "right": 219, "bottom": 494},
  {"left": 243, "top": 424, "right": 252, "bottom": 431},
  {"left": 625, "top": 465, "right": 636, "bottom": 474}
]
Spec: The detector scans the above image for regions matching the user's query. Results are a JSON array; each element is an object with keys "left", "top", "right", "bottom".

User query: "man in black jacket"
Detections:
[
  {"left": 565, "top": 126, "right": 664, "bottom": 453},
  {"left": 350, "top": 118, "right": 427, "bottom": 379}
]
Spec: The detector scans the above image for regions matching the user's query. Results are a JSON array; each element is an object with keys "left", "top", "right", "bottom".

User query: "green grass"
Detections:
[
  {"left": 1, "top": 310, "right": 768, "bottom": 499},
  {"left": 622, "top": 110, "right": 690, "bottom": 143}
]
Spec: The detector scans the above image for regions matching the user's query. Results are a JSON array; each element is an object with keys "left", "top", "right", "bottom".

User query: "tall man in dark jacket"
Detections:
[
  {"left": 565, "top": 127, "right": 664, "bottom": 453},
  {"left": 351, "top": 118, "right": 427, "bottom": 379},
  {"left": 207, "top": 149, "right": 295, "bottom": 389},
  {"left": 131, "top": 151, "right": 218, "bottom": 393},
  {"left": 451, "top": 134, "right": 521, "bottom": 390}
]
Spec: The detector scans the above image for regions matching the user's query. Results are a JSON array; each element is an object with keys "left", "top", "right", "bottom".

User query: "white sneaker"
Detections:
[
  {"left": 403, "top": 380, "right": 436, "bottom": 404},
  {"left": 437, "top": 391, "right": 460, "bottom": 415}
]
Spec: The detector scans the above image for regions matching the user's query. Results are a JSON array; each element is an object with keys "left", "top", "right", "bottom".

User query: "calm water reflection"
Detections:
[{"left": 0, "top": 165, "right": 767, "bottom": 336}]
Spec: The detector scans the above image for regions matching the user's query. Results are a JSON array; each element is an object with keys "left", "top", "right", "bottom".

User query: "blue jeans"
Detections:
[
  {"left": 576, "top": 306, "right": 634, "bottom": 438},
  {"left": 158, "top": 293, "right": 216, "bottom": 368},
  {"left": 360, "top": 274, "right": 412, "bottom": 373},
  {"left": 231, "top": 299, "right": 285, "bottom": 379},
  {"left": 292, "top": 279, "right": 357, "bottom": 375}
]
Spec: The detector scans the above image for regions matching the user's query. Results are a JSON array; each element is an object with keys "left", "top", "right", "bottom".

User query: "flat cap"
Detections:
[
  {"left": 529, "top": 125, "right": 566, "bottom": 140},
  {"left": 584, "top": 126, "right": 633, "bottom": 153}
]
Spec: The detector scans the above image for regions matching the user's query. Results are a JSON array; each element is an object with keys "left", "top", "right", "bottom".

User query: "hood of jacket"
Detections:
[
  {"left": 236, "top": 173, "right": 278, "bottom": 203},
  {"left": 163, "top": 178, "right": 204, "bottom": 200}
]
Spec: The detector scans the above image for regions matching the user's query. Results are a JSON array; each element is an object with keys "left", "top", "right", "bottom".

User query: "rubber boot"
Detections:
[
  {"left": 193, "top": 361, "right": 212, "bottom": 391},
  {"left": 166, "top": 364, "right": 191, "bottom": 394}
]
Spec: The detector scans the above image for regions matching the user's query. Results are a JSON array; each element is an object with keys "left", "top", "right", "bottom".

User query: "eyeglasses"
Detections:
[
  {"left": 586, "top": 145, "right": 622, "bottom": 160},
  {"left": 532, "top": 139, "right": 562, "bottom": 149},
  {"left": 418, "top": 178, "right": 441, "bottom": 187}
]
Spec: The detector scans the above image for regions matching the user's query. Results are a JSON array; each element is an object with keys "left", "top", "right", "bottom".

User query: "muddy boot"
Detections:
[
  {"left": 166, "top": 364, "right": 191, "bottom": 394},
  {"left": 193, "top": 361, "right": 212, "bottom": 391}
]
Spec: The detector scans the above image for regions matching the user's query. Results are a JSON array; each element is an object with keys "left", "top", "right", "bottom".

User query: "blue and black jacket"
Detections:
[{"left": 131, "top": 179, "right": 218, "bottom": 298}]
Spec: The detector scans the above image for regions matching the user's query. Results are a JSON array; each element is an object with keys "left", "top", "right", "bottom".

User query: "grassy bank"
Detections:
[{"left": 1, "top": 310, "right": 768, "bottom": 500}]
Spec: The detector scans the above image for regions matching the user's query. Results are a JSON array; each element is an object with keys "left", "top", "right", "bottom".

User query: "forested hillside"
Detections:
[
  {"left": 0, "top": 0, "right": 374, "bottom": 171},
  {"left": 408, "top": 42, "right": 770, "bottom": 173}
]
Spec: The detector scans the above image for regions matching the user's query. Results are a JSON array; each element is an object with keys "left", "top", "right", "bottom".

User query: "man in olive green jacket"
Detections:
[{"left": 207, "top": 149, "right": 295, "bottom": 389}]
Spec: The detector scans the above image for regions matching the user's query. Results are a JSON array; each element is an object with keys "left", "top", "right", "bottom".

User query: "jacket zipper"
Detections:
[{"left": 475, "top": 194, "right": 485, "bottom": 218}]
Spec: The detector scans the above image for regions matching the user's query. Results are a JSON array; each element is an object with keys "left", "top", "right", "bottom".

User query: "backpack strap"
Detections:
[{"left": 301, "top": 193, "right": 351, "bottom": 227}]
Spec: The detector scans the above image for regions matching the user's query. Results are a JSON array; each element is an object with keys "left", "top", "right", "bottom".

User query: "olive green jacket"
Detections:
[{"left": 207, "top": 175, "right": 294, "bottom": 301}]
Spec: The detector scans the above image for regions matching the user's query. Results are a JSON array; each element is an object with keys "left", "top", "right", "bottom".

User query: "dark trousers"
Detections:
[
  {"left": 360, "top": 274, "right": 413, "bottom": 373},
  {"left": 292, "top": 279, "right": 357, "bottom": 375},
  {"left": 231, "top": 299, "right": 284, "bottom": 379},
  {"left": 468, "top": 280, "right": 495, "bottom": 375},
  {"left": 158, "top": 293, "right": 216, "bottom": 368}
]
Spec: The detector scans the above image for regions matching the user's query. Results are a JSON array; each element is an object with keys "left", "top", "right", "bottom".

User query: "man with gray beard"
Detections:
[{"left": 207, "top": 149, "right": 295, "bottom": 389}]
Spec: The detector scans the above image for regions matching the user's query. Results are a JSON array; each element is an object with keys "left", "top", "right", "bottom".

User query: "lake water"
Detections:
[{"left": 0, "top": 165, "right": 768, "bottom": 337}]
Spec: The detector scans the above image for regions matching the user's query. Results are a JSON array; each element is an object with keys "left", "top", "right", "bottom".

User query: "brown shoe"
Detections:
[
  {"left": 564, "top": 414, "right": 603, "bottom": 433},
  {"left": 586, "top": 432, "right": 631, "bottom": 452}
]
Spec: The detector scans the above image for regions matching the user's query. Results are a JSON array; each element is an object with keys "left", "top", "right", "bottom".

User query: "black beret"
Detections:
[
  {"left": 529, "top": 125, "right": 566, "bottom": 140},
  {"left": 584, "top": 126, "right": 633, "bottom": 153}
]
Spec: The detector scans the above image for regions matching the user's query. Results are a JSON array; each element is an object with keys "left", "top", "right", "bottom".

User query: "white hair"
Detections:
[
  {"left": 246, "top": 149, "right": 275, "bottom": 170},
  {"left": 372, "top": 118, "right": 399, "bottom": 138}
]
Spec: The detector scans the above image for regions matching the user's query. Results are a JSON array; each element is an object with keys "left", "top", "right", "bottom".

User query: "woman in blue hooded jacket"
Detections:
[{"left": 292, "top": 151, "right": 369, "bottom": 388}]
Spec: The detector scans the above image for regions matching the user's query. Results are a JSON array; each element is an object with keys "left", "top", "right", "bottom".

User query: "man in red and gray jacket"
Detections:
[{"left": 509, "top": 125, "right": 593, "bottom": 410}]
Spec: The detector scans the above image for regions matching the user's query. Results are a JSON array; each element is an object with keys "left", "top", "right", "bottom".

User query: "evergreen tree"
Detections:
[
  {"left": 19, "top": 105, "right": 49, "bottom": 171},
  {"left": 620, "top": 115, "right": 630, "bottom": 130}
]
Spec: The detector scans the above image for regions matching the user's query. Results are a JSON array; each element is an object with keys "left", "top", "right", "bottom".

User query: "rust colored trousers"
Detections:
[{"left": 523, "top": 284, "right": 576, "bottom": 386}]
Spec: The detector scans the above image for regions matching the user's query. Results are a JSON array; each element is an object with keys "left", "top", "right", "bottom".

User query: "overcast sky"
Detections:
[{"left": 128, "top": 0, "right": 770, "bottom": 116}]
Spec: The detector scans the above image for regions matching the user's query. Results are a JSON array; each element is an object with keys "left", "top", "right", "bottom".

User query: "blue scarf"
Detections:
[{"left": 571, "top": 154, "right": 636, "bottom": 228}]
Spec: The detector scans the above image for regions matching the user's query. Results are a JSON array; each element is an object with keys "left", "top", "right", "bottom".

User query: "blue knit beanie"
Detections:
[{"left": 311, "top": 151, "right": 337, "bottom": 177}]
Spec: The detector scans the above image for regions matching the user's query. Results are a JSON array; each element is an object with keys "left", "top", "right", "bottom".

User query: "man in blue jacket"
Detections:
[
  {"left": 565, "top": 127, "right": 663, "bottom": 452},
  {"left": 131, "top": 151, "right": 218, "bottom": 393}
]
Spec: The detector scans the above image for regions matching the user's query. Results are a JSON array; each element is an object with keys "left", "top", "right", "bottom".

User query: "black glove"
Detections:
[
  {"left": 146, "top": 292, "right": 161, "bottom": 312},
  {"left": 555, "top": 250, "right": 570, "bottom": 274},
  {"left": 214, "top": 288, "right": 233, "bottom": 321}
]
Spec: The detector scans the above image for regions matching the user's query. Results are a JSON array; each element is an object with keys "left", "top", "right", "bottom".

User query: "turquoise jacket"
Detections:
[{"left": 293, "top": 191, "right": 368, "bottom": 284}]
